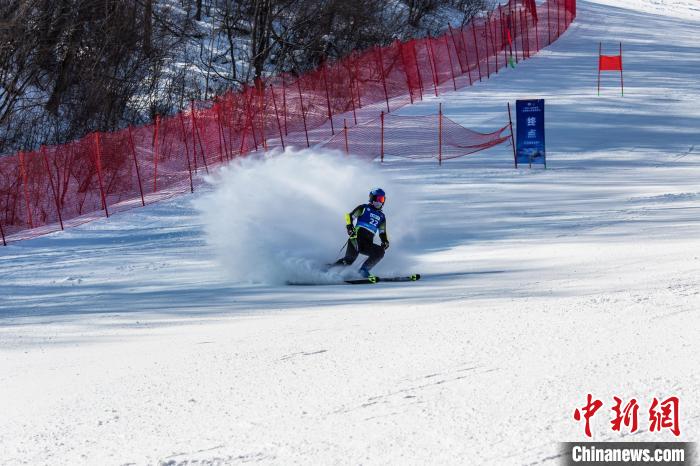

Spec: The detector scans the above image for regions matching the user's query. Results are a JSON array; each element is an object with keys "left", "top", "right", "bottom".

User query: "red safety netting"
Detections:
[
  {"left": 0, "top": 0, "right": 576, "bottom": 245},
  {"left": 321, "top": 110, "right": 512, "bottom": 163}
]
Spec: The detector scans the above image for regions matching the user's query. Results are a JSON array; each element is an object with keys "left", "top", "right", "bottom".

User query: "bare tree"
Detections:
[
  {"left": 196, "top": 0, "right": 203, "bottom": 21},
  {"left": 144, "top": 0, "right": 153, "bottom": 56},
  {"left": 0, "top": 0, "right": 492, "bottom": 156}
]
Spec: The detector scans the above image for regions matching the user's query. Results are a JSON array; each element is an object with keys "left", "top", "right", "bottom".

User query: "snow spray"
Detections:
[{"left": 196, "top": 147, "right": 418, "bottom": 284}]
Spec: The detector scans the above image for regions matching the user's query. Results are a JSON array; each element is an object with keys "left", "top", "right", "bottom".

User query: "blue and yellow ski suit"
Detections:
[{"left": 335, "top": 204, "right": 389, "bottom": 272}]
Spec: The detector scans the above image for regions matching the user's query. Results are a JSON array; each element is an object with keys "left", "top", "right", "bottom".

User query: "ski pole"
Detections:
[{"left": 334, "top": 233, "right": 358, "bottom": 262}]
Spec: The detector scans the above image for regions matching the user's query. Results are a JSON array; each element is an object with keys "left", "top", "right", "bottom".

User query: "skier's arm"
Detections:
[
  {"left": 379, "top": 220, "right": 389, "bottom": 249},
  {"left": 346, "top": 205, "right": 365, "bottom": 226},
  {"left": 345, "top": 205, "right": 364, "bottom": 236}
]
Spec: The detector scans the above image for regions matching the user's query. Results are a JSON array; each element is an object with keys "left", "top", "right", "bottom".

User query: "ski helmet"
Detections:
[{"left": 369, "top": 188, "right": 386, "bottom": 209}]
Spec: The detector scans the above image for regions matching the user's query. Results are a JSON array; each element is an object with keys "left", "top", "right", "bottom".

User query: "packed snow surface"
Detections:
[{"left": 1, "top": 0, "right": 699, "bottom": 464}]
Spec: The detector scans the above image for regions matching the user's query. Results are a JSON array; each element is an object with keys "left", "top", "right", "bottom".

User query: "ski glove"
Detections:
[
  {"left": 346, "top": 224, "right": 356, "bottom": 236},
  {"left": 382, "top": 240, "right": 390, "bottom": 250}
]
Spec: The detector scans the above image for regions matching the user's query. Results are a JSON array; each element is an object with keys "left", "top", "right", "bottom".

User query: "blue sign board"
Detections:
[{"left": 515, "top": 99, "right": 546, "bottom": 167}]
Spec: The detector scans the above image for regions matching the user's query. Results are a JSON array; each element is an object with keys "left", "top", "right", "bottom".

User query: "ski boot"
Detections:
[{"left": 359, "top": 267, "right": 378, "bottom": 283}]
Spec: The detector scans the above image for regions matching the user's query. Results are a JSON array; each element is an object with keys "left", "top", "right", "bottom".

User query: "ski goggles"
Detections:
[{"left": 374, "top": 195, "right": 385, "bottom": 204}]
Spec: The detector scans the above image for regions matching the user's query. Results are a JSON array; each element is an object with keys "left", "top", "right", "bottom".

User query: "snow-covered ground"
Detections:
[{"left": 1, "top": 0, "right": 699, "bottom": 464}]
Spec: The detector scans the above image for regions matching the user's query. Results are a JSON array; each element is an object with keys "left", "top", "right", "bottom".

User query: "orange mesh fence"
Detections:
[{"left": 0, "top": 0, "right": 576, "bottom": 244}]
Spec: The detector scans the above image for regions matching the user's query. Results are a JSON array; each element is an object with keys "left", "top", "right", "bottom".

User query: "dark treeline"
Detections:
[{"left": 0, "top": 0, "right": 490, "bottom": 155}]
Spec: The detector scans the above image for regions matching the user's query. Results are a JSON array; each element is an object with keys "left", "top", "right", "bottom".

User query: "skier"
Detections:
[{"left": 334, "top": 188, "right": 390, "bottom": 279}]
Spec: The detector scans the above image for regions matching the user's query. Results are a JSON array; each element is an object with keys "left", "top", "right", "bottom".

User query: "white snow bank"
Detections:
[{"left": 195, "top": 147, "right": 419, "bottom": 284}]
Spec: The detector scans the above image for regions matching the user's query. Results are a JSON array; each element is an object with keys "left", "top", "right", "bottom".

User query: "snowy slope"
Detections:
[{"left": 1, "top": 0, "right": 699, "bottom": 464}]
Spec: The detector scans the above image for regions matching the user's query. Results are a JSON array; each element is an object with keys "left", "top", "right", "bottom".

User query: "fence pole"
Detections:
[
  {"left": 376, "top": 46, "right": 391, "bottom": 113},
  {"left": 352, "top": 55, "right": 363, "bottom": 108},
  {"left": 547, "top": 0, "right": 552, "bottom": 45},
  {"left": 398, "top": 42, "right": 414, "bottom": 104},
  {"left": 191, "top": 102, "right": 210, "bottom": 173},
  {"left": 93, "top": 132, "right": 109, "bottom": 217},
  {"left": 296, "top": 79, "right": 310, "bottom": 147},
  {"left": 557, "top": 0, "right": 561, "bottom": 38},
  {"left": 270, "top": 83, "right": 285, "bottom": 150},
  {"left": 507, "top": 102, "right": 517, "bottom": 168},
  {"left": 344, "top": 119, "right": 349, "bottom": 155},
  {"left": 18, "top": 151, "right": 34, "bottom": 229},
  {"left": 216, "top": 100, "right": 231, "bottom": 163},
  {"left": 217, "top": 101, "right": 229, "bottom": 161},
  {"left": 516, "top": 8, "right": 523, "bottom": 60},
  {"left": 517, "top": 9, "right": 523, "bottom": 60},
  {"left": 620, "top": 42, "right": 624, "bottom": 96},
  {"left": 534, "top": 5, "right": 540, "bottom": 52},
  {"left": 349, "top": 75, "right": 358, "bottom": 124},
  {"left": 249, "top": 88, "right": 262, "bottom": 151},
  {"left": 438, "top": 103, "right": 443, "bottom": 166},
  {"left": 491, "top": 11, "right": 499, "bottom": 72},
  {"left": 282, "top": 79, "right": 288, "bottom": 135},
  {"left": 194, "top": 117, "right": 210, "bottom": 173},
  {"left": 127, "top": 127, "right": 146, "bottom": 204},
  {"left": 238, "top": 94, "right": 250, "bottom": 156},
  {"left": 178, "top": 112, "right": 195, "bottom": 193},
  {"left": 471, "top": 21, "right": 482, "bottom": 81},
  {"left": 153, "top": 115, "right": 160, "bottom": 191},
  {"left": 244, "top": 88, "right": 258, "bottom": 150},
  {"left": 528, "top": 8, "right": 533, "bottom": 57},
  {"left": 380, "top": 111, "right": 385, "bottom": 163},
  {"left": 490, "top": 12, "right": 499, "bottom": 73},
  {"left": 447, "top": 25, "right": 465, "bottom": 74},
  {"left": 519, "top": 9, "right": 527, "bottom": 59},
  {"left": 484, "top": 18, "right": 491, "bottom": 78},
  {"left": 461, "top": 28, "right": 474, "bottom": 85},
  {"left": 510, "top": 3, "right": 519, "bottom": 63},
  {"left": 222, "top": 103, "right": 232, "bottom": 160},
  {"left": 443, "top": 34, "right": 458, "bottom": 91},
  {"left": 215, "top": 105, "right": 226, "bottom": 163},
  {"left": 42, "top": 146, "right": 64, "bottom": 230},
  {"left": 499, "top": 6, "right": 509, "bottom": 67},
  {"left": 411, "top": 41, "right": 425, "bottom": 100},
  {"left": 256, "top": 83, "right": 264, "bottom": 143},
  {"left": 597, "top": 42, "right": 601, "bottom": 96},
  {"left": 321, "top": 63, "right": 335, "bottom": 134},
  {"left": 255, "top": 82, "right": 262, "bottom": 150},
  {"left": 258, "top": 80, "right": 268, "bottom": 150},
  {"left": 523, "top": 9, "right": 530, "bottom": 58},
  {"left": 426, "top": 36, "right": 440, "bottom": 96},
  {"left": 225, "top": 93, "right": 235, "bottom": 157}
]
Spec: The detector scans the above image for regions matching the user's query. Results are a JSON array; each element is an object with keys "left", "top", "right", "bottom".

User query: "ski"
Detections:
[
  {"left": 344, "top": 274, "right": 421, "bottom": 285},
  {"left": 286, "top": 274, "right": 421, "bottom": 286}
]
